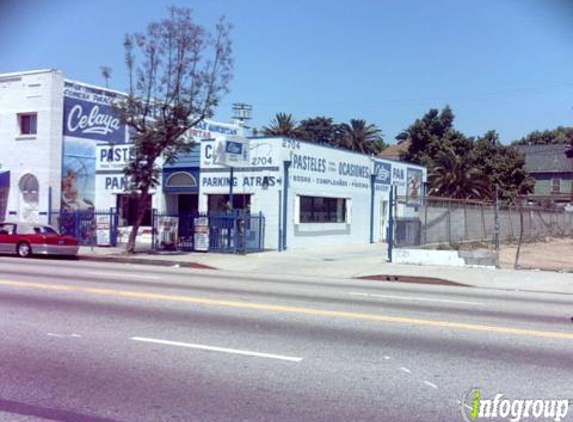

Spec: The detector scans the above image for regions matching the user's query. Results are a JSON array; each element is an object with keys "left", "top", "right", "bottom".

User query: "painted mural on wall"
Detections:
[
  {"left": 406, "top": 168, "right": 423, "bottom": 207},
  {"left": 62, "top": 81, "right": 127, "bottom": 210}
]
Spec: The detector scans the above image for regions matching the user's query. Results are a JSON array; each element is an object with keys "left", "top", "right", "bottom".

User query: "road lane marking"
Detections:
[
  {"left": 47, "top": 333, "right": 81, "bottom": 338},
  {"left": 86, "top": 271, "right": 160, "bottom": 280},
  {"left": 130, "top": 337, "right": 303, "bottom": 362},
  {"left": 348, "top": 291, "right": 485, "bottom": 306},
  {"left": 423, "top": 381, "right": 438, "bottom": 389},
  {"left": 1, "top": 279, "right": 573, "bottom": 340},
  {"left": 400, "top": 367, "right": 412, "bottom": 374},
  {"left": 383, "top": 356, "right": 392, "bottom": 360}
]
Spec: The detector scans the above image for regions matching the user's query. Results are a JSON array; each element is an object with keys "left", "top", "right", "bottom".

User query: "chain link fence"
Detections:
[{"left": 395, "top": 196, "right": 573, "bottom": 248}]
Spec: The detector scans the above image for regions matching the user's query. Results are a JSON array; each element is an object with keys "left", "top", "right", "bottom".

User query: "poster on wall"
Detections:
[
  {"left": 406, "top": 168, "right": 423, "bottom": 207},
  {"left": 194, "top": 216, "right": 210, "bottom": 252},
  {"left": 156, "top": 216, "right": 179, "bottom": 250},
  {"left": 61, "top": 81, "right": 127, "bottom": 211},
  {"left": 96, "top": 214, "right": 111, "bottom": 246}
]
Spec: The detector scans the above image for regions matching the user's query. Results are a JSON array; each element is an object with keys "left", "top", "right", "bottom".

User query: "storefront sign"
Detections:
[
  {"left": 373, "top": 161, "right": 391, "bottom": 185},
  {"left": 213, "top": 136, "right": 250, "bottom": 167},
  {"left": 194, "top": 216, "right": 209, "bottom": 252},
  {"left": 156, "top": 217, "right": 179, "bottom": 250},
  {"left": 95, "top": 214, "right": 111, "bottom": 246}
]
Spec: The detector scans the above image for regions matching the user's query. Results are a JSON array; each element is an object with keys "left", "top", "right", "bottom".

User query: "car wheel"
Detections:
[{"left": 17, "top": 242, "right": 32, "bottom": 258}]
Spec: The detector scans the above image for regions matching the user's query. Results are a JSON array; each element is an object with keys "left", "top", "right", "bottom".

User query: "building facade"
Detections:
[{"left": 1, "top": 69, "right": 427, "bottom": 251}]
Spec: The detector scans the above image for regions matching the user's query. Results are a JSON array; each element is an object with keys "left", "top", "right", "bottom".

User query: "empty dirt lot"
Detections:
[{"left": 499, "top": 237, "right": 573, "bottom": 272}]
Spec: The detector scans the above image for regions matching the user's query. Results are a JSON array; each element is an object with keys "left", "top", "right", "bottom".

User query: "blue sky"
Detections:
[{"left": 1, "top": 0, "right": 572, "bottom": 143}]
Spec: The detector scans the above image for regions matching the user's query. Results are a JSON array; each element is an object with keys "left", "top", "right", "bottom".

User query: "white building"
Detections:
[{"left": 1, "top": 69, "right": 426, "bottom": 251}]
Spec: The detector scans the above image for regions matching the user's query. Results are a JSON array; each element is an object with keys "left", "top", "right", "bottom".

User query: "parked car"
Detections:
[{"left": 0, "top": 222, "right": 79, "bottom": 257}]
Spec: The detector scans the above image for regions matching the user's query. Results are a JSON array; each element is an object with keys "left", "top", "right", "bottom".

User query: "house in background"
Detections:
[
  {"left": 515, "top": 144, "right": 573, "bottom": 206},
  {"left": 377, "top": 139, "right": 411, "bottom": 162}
]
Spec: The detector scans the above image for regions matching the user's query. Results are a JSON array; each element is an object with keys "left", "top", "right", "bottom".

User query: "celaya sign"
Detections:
[
  {"left": 63, "top": 81, "right": 127, "bottom": 144},
  {"left": 64, "top": 98, "right": 125, "bottom": 143}
]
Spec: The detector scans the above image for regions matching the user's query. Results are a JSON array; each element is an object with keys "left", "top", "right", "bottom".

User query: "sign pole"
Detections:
[{"left": 229, "top": 167, "right": 234, "bottom": 210}]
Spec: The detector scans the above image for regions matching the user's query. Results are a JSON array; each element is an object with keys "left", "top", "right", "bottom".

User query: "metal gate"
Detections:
[
  {"left": 49, "top": 209, "right": 118, "bottom": 246},
  {"left": 152, "top": 210, "right": 265, "bottom": 254}
]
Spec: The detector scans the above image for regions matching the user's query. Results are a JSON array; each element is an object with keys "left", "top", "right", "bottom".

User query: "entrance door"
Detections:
[
  {"left": 379, "top": 200, "right": 388, "bottom": 242},
  {"left": 178, "top": 194, "right": 198, "bottom": 214}
]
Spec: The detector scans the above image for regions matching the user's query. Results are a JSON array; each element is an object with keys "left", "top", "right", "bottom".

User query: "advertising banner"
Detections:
[
  {"left": 95, "top": 214, "right": 111, "bottom": 246},
  {"left": 373, "top": 161, "right": 391, "bottom": 185},
  {"left": 193, "top": 216, "right": 210, "bottom": 252},
  {"left": 156, "top": 216, "right": 179, "bottom": 250},
  {"left": 62, "top": 81, "right": 127, "bottom": 211},
  {"left": 406, "top": 168, "right": 423, "bottom": 207},
  {"left": 213, "top": 136, "right": 251, "bottom": 167}
]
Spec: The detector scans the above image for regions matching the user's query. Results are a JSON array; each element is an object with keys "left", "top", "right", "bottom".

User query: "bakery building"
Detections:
[{"left": 0, "top": 69, "right": 427, "bottom": 251}]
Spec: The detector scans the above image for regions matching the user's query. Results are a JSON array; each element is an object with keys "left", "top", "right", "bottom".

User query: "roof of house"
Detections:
[
  {"left": 377, "top": 140, "right": 410, "bottom": 161},
  {"left": 515, "top": 144, "right": 572, "bottom": 173}
]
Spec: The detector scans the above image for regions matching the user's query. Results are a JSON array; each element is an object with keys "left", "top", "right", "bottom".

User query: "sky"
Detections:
[{"left": 0, "top": 0, "right": 572, "bottom": 144}]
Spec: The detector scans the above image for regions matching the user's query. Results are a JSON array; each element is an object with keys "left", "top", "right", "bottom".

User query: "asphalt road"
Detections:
[{"left": 0, "top": 257, "right": 572, "bottom": 422}]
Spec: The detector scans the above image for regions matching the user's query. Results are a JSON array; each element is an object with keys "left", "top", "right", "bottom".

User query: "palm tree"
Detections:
[
  {"left": 340, "top": 119, "right": 385, "bottom": 155},
  {"left": 429, "top": 148, "right": 491, "bottom": 200},
  {"left": 262, "top": 113, "right": 299, "bottom": 137}
]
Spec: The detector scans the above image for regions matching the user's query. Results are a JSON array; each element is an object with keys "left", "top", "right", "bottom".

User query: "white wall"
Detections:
[
  {"left": 199, "top": 137, "right": 427, "bottom": 251},
  {"left": 0, "top": 70, "right": 64, "bottom": 223}
]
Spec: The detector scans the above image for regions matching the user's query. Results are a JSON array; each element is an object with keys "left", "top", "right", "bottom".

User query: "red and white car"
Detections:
[{"left": 0, "top": 222, "right": 79, "bottom": 257}]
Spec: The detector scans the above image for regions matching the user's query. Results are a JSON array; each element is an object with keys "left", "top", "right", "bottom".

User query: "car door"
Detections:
[{"left": 0, "top": 223, "right": 17, "bottom": 254}]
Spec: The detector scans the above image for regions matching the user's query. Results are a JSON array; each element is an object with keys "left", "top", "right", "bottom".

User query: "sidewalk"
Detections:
[{"left": 78, "top": 243, "right": 573, "bottom": 295}]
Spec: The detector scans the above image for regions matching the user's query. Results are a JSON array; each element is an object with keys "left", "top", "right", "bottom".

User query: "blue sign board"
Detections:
[
  {"left": 64, "top": 97, "right": 126, "bottom": 144},
  {"left": 373, "top": 161, "right": 391, "bottom": 185}
]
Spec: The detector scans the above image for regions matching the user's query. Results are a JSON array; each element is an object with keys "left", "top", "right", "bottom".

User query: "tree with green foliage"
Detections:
[
  {"left": 473, "top": 131, "right": 534, "bottom": 203},
  {"left": 262, "top": 113, "right": 299, "bottom": 137},
  {"left": 398, "top": 106, "right": 471, "bottom": 167},
  {"left": 428, "top": 148, "right": 491, "bottom": 199},
  {"left": 116, "top": 7, "right": 233, "bottom": 253},
  {"left": 339, "top": 119, "right": 386, "bottom": 155},
  {"left": 512, "top": 126, "right": 573, "bottom": 145},
  {"left": 296, "top": 116, "right": 344, "bottom": 146},
  {"left": 400, "top": 107, "right": 533, "bottom": 203}
]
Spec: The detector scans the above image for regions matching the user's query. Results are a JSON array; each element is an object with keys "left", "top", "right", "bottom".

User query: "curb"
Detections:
[
  {"left": 78, "top": 255, "right": 217, "bottom": 270},
  {"left": 356, "top": 274, "right": 469, "bottom": 287}
]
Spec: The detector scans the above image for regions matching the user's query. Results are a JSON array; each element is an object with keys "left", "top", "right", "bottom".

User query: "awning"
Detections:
[{"left": 0, "top": 171, "right": 9, "bottom": 188}]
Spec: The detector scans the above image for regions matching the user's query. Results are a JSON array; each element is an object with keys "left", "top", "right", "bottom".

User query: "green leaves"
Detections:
[{"left": 400, "top": 106, "right": 533, "bottom": 203}]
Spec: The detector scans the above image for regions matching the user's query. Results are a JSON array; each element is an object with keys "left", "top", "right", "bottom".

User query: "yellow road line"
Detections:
[{"left": 1, "top": 279, "right": 572, "bottom": 340}]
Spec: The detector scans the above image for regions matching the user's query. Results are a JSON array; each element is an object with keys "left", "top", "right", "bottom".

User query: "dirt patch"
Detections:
[
  {"left": 356, "top": 274, "right": 469, "bottom": 287},
  {"left": 499, "top": 237, "right": 573, "bottom": 272}
]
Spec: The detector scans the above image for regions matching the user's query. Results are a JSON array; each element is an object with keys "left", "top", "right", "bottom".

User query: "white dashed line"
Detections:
[
  {"left": 423, "top": 381, "right": 438, "bottom": 389},
  {"left": 348, "top": 292, "right": 485, "bottom": 306},
  {"left": 47, "top": 333, "right": 82, "bottom": 338},
  {"left": 131, "top": 336, "right": 303, "bottom": 362},
  {"left": 400, "top": 367, "right": 412, "bottom": 374},
  {"left": 383, "top": 356, "right": 392, "bottom": 360}
]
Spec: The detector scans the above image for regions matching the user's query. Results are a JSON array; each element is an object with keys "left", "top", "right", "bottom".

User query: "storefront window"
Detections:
[
  {"left": 300, "top": 196, "right": 346, "bottom": 223},
  {"left": 117, "top": 194, "right": 152, "bottom": 226}
]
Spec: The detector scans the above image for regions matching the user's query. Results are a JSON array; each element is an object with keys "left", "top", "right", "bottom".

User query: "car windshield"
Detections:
[
  {"left": 33, "top": 226, "right": 60, "bottom": 235},
  {"left": 0, "top": 224, "right": 16, "bottom": 235}
]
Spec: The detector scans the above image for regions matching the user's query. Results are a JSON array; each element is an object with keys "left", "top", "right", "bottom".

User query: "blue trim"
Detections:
[
  {"left": 370, "top": 174, "right": 375, "bottom": 243},
  {"left": 162, "top": 167, "right": 200, "bottom": 193},
  {"left": 281, "top": 161, "right": 291, "bottom": 250},
  {"left": 201, "top": 166, "right": 279, "bottom": 173},
  {"left": 0, "top": 171, "right": 10, "bottom": 188}
]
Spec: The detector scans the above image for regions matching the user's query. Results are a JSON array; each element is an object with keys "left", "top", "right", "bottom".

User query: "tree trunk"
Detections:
[{"left": 125, "top": 187, "right": 150, "bottom": 254}]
